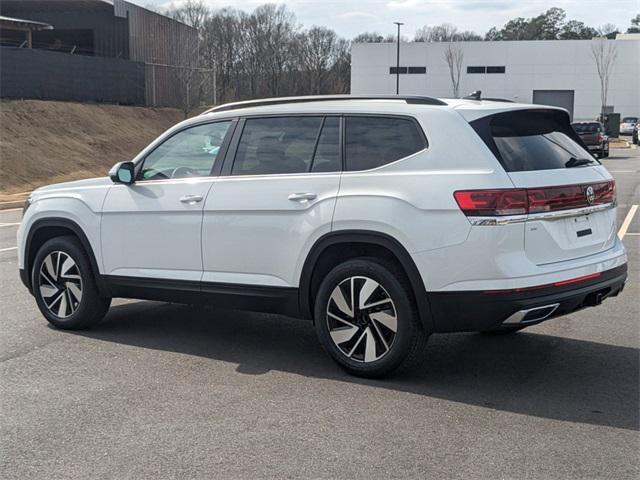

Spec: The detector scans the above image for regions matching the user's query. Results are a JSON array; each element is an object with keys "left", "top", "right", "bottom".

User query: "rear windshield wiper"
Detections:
[{"left": 565, "top": 157, "right": 596, "bottom": 168}]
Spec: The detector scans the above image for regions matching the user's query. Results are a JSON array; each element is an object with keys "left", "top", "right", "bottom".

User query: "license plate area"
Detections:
[
  {"left": 571, "top": 215, "right": 594, "bottom": 239},
  {"left": 525, "top": 209, "right": 615, "bottom": 265}
]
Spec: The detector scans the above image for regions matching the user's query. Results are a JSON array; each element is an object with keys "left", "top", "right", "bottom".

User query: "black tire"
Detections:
[
  {"left": 314, "top": 257, "right": 428, "bottom": 378},
  {"left": 602, "top": 146, "right": 609, "bottom": 158},
  {"left": 481, "top": 324, "right": 528, "bottom": 335},
  {"left": 32, "top": 236, "right": 111, "bottom": 330}
]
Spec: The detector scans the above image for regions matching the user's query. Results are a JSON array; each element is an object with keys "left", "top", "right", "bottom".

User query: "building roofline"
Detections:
[{"left": 0, "top": 15, "right": 53, "bottom": 30}]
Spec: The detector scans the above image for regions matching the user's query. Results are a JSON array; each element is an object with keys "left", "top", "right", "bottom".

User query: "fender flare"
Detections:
[
  {"left": 23, "top": 217, "right": 109, "bottom": 296},
  {"left": 298, "top": 230, "right": 434, "bottom": 332}
]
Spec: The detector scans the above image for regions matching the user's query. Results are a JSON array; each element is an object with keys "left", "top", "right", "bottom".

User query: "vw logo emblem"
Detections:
[{"left": 585, "top": 186, "right": 595, "bottom": 205}]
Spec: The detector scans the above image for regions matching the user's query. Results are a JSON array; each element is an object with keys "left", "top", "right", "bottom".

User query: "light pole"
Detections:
[{"left": 394, "top": 22, "right": 404, "bottom": 95}]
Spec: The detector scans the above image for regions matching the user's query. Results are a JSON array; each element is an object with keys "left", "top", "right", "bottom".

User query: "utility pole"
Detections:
[{"left": 394, "top": 22, "right": 403, "bottom": 95}]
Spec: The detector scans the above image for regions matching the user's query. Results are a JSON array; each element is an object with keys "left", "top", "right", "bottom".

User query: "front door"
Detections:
[{"left": 101, "top": 120, "right": 234, "bottom": 282}]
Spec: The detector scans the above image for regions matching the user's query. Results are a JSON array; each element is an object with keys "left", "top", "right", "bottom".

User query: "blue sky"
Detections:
[{"left": 141, "top": 0, "right": 636, "bottom": 38}]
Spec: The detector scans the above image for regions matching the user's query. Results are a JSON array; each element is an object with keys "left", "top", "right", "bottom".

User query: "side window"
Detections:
[
  {"left": 140, "top": 121, "right": 231, "bottom": 181},
  {"left": 311, "top": 117, "right": 341, "bottom": 172},
  {"left": 345, "top": 116, "right": 426, "bottom": 171},
  {"left": 232, "top": 116, "right": 323, "bottom": 175}
]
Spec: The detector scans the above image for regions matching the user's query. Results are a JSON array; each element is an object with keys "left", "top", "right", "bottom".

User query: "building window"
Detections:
[
  {"left": 389, "top": 66, "right": 426, "bottom": 74},
  {"left": 468, "top": 66, "right": 506, "bottom": 74}
]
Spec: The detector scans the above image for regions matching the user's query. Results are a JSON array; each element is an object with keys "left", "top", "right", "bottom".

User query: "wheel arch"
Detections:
[
  {"left": 24, "top": 218, "right": 108, "bottom": 296},
  {"left": 298, "top": 230, "right": 434, "bottom": 332}
]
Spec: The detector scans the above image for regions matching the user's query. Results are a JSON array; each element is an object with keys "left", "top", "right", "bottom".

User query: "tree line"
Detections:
[
  {"left": 163, "top": 1, "right": 350, "bottom": 111},
  {"left": 159, "top": 1, "right": 637, "bottom": 112}
]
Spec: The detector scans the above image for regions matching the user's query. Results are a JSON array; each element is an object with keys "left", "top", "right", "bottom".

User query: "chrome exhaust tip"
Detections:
[{"left": 503, "top": 303, "right": 560, "bottom": 325}]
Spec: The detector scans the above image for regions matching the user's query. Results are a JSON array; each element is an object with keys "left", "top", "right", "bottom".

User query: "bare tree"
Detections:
[
  {"left": 201, "top": 8, "right": 243, "bottom": 104},
  {"left": 300, "top": 26, "right": 338, "bottom": 95},
  {"left": 165, "top": 0, "right": 210, "bottom": 30},
  {"left": 591, "top": 37, "right": 618, "bottom": 120},
  {"left": 444, "top": 42, "right": 464, "bottom": 98},
  {"left": 415, "top": 23, "right": 480, "bottom": 42},
  {"left": 173, "top": 34, "right": 205, "bottom": 116}
]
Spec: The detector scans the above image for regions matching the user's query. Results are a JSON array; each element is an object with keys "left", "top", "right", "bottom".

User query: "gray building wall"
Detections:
[
  {"left": 0, "top": 0, "right": 198, "bottom": 107},
  {"left": 0, "top": 46, "right": 145, "bottom": 104},
  {"left": 351, "top": 39, "right": 640, "bottom": 121}
]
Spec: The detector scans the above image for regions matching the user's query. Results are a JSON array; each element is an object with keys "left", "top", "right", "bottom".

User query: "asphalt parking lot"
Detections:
[{"left": 1, "top": 147, "right": 638, "bottom": 479}]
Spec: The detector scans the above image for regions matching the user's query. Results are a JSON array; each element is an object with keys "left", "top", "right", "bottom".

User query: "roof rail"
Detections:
[
  {"left": 482, "top": 97, "right": 514, "bottom": 103},
  {"left": 202, "top": 95, "right": 447, "bottom": 114}
]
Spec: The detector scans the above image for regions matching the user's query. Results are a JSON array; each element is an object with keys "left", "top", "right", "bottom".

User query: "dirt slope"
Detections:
[{"left": 0, "top": 100, "right": 185, "bottom": 200}]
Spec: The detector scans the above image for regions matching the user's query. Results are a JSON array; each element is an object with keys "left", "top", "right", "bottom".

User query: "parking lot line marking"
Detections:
[
  {"left": 0, "top": 223, "right": 20, "bottom": 227},
  {"left": 608, "top": 170, "right": 637, "bottom": 173},
  {"left": 0, "top": 208, "right": 22, "bottom": 213},
  {"left": 625, "top": 232, "right": 640, "bottom": 236},
  {"left": 0, "top": 246, "right": 17, "bottom": 253},
  {"left": 618, "top": 205, "right": 638, "bottom": 239}
]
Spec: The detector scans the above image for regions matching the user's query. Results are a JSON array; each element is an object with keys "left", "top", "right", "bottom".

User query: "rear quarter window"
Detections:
[
  {"left": 345, "top": 116, "right": 426, "bottom": 171},
  {"left": 471, "top": 109, "right": 598, "bottom": 172}
]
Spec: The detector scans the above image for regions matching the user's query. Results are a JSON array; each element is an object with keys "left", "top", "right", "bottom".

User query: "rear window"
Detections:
[
  {"left": 622, "top": 117, "right": 638, "bottom": 123},
  {"left": 345, "top": 116, "right": 426, "bottom": 171},
  {"left": 572, "top": 123, "right": 601, "bottom": 133},
  {"left": 471, "top": 109, "right": 598, "bottom": 172}
]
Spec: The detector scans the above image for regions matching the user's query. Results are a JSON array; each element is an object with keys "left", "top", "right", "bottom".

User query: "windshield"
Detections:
[{"left": 470, "top": 109, "right": 598, "bottom": 172}]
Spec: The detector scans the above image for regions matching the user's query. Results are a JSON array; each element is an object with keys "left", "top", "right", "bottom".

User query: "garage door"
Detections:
[{"left": 532, "top": 90, "right": 575, "bottom": 120}]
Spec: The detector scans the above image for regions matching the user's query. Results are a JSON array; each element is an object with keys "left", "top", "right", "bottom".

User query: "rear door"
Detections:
[
  {"left": 201, "top": 115, "right": 342, "bottom": 288},
  {"left": 470, "top": 109, "right": 617, "bottom": 265}
]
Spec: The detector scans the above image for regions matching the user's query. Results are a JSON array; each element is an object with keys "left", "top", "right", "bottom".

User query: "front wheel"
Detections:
[
  {"left": 32, "top": 236, "right": 111, "bottom": 330},
  {"left": 314, "top": 258, "right": 428, "bottom": 378}
]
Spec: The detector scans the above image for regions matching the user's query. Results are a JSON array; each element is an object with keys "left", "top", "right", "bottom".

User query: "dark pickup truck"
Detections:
[{"left": 571, "top": 122, "right": 609, "bottom": 158}]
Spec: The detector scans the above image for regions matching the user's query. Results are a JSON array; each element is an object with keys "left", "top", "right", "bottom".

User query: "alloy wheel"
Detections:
[
  {"left": 326, "top": 276, "right": 397, "bottom": 363},
  {"left": 38, "top": 251, "right": 83, "bottom": 319}
]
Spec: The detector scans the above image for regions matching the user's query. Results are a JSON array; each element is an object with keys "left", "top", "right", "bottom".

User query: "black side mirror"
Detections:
[{"left": 109, "top": 161, "right": 135, "bottom": 185}]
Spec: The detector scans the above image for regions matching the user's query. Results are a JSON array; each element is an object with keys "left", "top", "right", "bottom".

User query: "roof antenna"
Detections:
[{"left": 463, "top": 90, "right": 482, "bottom": 100}]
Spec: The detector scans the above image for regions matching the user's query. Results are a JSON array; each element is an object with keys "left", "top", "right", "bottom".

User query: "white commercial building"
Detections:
[{"left": 351, "top": 37, "right": 639, "bottom": 121}]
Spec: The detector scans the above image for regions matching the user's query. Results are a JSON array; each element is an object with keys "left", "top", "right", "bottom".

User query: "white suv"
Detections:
[{"left": 18, "top": 96, "right": 628, "bottom": 377}]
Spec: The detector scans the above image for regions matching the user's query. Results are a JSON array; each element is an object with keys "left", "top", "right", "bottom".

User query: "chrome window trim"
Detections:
[{"left": 468, "top": 201, "right": 616, "bottom": 226}]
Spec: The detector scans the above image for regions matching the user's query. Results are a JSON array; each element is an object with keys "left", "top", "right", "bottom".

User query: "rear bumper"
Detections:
[{"left": 428, "top": 264, "right": 627, "bottom": 333}]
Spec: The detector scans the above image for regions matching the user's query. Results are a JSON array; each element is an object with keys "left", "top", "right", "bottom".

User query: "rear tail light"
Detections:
[
  {"left": 597, "top": 132, "right": 604, "bottom": 142},
  {"left": 454, "top": 180, "right": 615, "bottom": 217},
  {"left": 453, "top": 189, "right": 527, "bottom": 216}
]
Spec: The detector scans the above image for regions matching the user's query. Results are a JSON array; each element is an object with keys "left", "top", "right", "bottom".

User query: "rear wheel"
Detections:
[
  {"left": 32, "top": 236, "right": 111, "bottom": 330},
  {"left": 314, "top": 258, "right": 428, "bottom": 378}
]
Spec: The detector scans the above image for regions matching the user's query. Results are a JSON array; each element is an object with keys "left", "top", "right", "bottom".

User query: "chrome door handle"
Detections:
[
  {"left": 180, "top": 194, "right": 203, "bottom": 205},
  {"left": 288, "top": 192, "right": 317, "bottom": 203}
]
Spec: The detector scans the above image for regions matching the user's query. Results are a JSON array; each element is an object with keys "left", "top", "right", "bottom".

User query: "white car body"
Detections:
[
  {"left": 18, "top": 96, "right": 628, "bottom": 336},
  {"left": 620, "top": 118, "right": 638, "bottom": 135}
]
